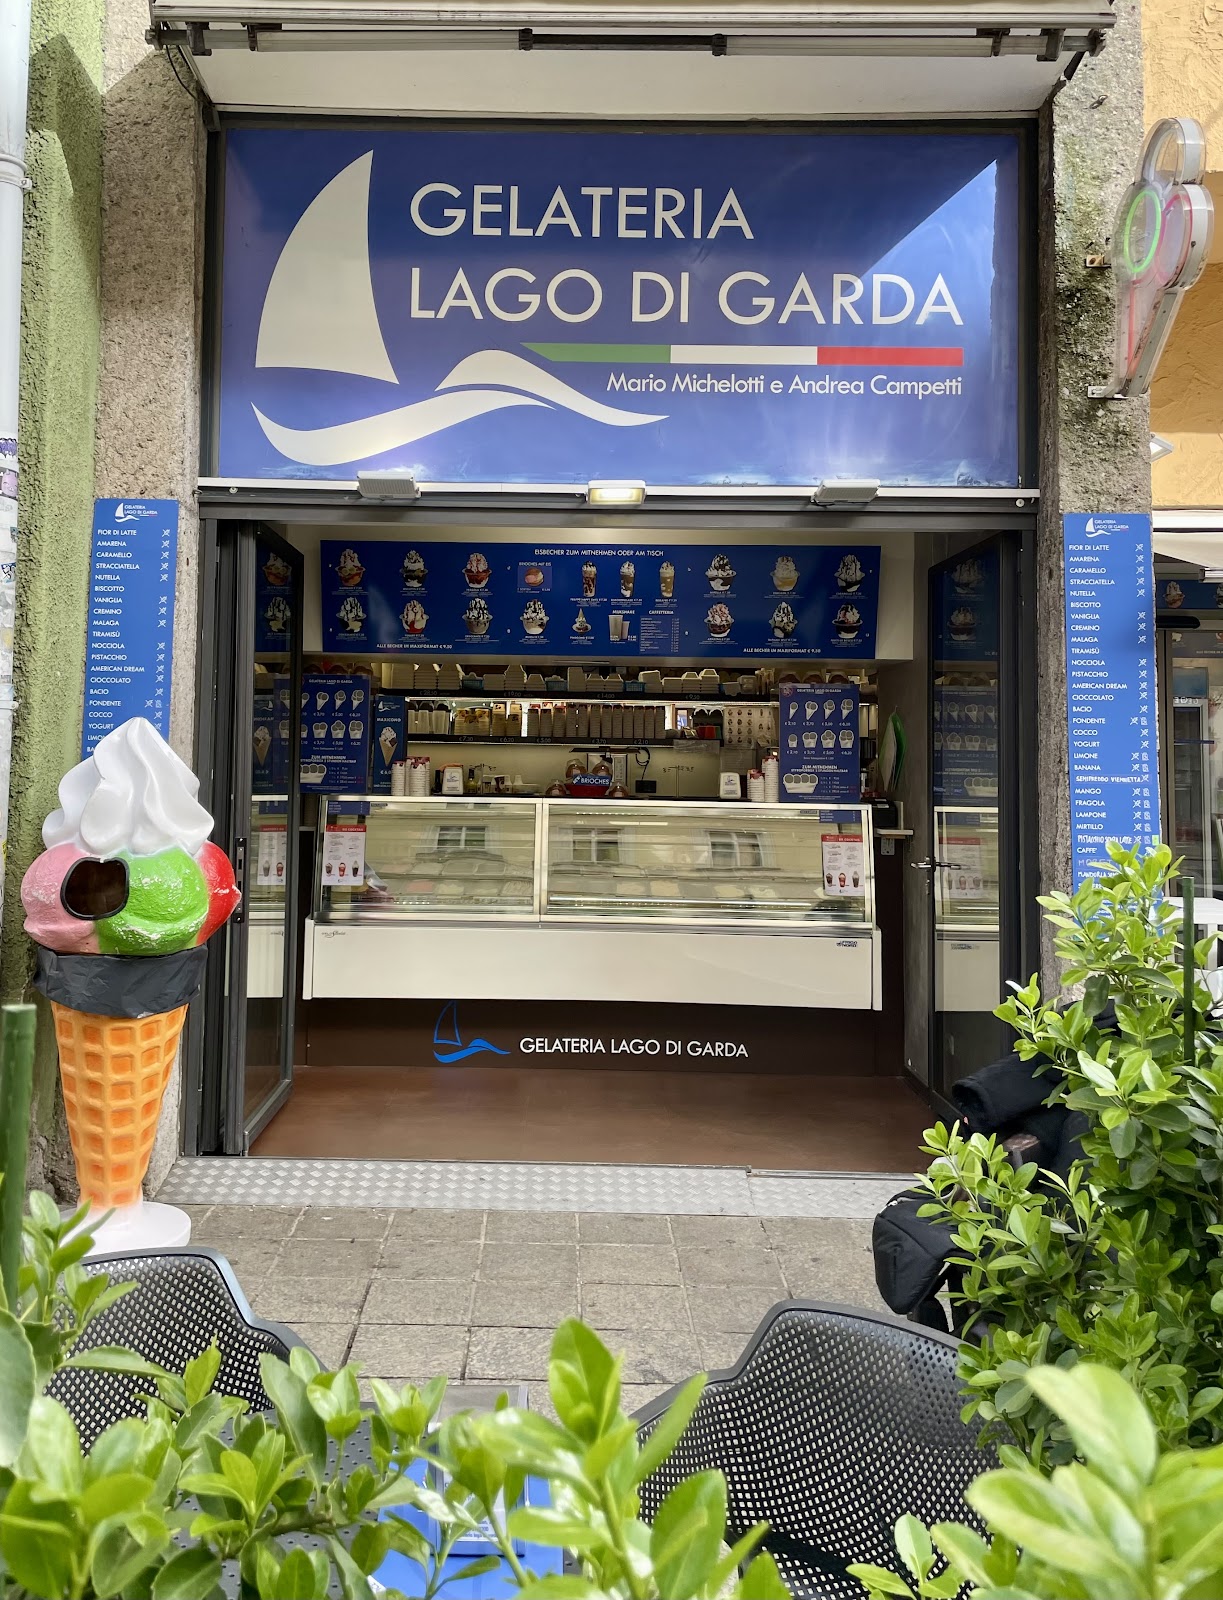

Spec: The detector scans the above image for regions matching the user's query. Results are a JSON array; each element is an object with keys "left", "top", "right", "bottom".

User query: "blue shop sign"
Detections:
[{"left": 218, "top": 127, "right": 1021, "bottom": 487}]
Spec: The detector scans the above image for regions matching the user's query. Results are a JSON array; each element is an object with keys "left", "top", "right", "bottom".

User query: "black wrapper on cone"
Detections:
[{"left": 33, "top": 946, "right": 208, "bottom": 1019}]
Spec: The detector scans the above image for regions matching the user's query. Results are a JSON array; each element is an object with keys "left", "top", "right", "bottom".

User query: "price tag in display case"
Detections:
[
  {"left": 322, "top": 823, "right": 366, "bottom": 887},
  {"left": 820, "top": 833, "right": 865, "bottom": 897},
  {"left": 255, "top": 825, "right": 288, "bottom": 886}
]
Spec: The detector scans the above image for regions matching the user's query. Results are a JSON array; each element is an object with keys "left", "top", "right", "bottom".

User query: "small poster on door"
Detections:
[
  {"left": 323, "top": 823, "right": 366, "bottom": 886},
  {"left": 943, "top": 836, "right": 989, "bottom": 902},
  {"left": 255, "top": 825, "right": 287, "bottom": 886},
  {"left": 821, "top": 834, "right": 865, "bottom": 897}
]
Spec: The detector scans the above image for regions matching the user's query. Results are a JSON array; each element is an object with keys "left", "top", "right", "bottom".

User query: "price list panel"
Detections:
[
  {"left": 81, "top": 499, "right": 178, "bottom": 758},
  {"left": 1063, "top": 513, "right": 1158, "bottom": 889}
]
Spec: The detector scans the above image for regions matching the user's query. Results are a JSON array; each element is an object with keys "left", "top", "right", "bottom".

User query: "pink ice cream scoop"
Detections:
[{"left": 21, "top": 843, "right": 101, "bottom": 954}]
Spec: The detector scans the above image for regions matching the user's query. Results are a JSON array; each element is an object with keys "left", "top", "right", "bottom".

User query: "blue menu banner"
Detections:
[
  {"left": 1156, "top": 575, "right": 1223, "bottom": 612},
  {"left": 321, "top": 539, "right": 878, "bottom": 658},
  {"left": 82, "top": 499, "right": 178, "bottom": 758},
  {"left": 1064, "top": 513, "right": 1159, "bottom": 889},
  {"left": 300, "top": 672, "right": 371, "bottom": 792},
  {"left": 933, "top": 684, "right": 998, "bottom": 802},
  {"left": 778, "top": 683, "right": 860, "bottom": 801}
]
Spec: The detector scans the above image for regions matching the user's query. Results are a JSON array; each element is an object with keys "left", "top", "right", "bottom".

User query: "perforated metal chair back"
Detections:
[
  {"left": 634, "top": 1300, "right": 989, "bottom": 1600},
  {"left": 46, "top": 1247, "right": 305, "bottom": 1450}
]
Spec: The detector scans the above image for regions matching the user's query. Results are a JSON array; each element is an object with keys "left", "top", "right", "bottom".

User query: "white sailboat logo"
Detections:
[{"left": 251, "top": 152, "right": 666, "bottom": 468}]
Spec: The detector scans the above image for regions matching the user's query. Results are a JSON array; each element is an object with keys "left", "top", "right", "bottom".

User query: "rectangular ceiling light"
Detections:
[
  {"left": 586, "top": 479, "right": 647, "bottom": 506},
  {"left": 812, "top": 479, "right": 880, "bottom": 505},
  {"left": 357, "top": 469, "right": 421, "bottom": 499}
]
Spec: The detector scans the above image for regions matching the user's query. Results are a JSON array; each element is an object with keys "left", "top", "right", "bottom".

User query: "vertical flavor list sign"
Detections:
[
  {"left": 1063, "top": 513, "right": 1158, "bottom": 889},
  {"left": 82, "top": 499, "right": 178, "bottom": 758}
]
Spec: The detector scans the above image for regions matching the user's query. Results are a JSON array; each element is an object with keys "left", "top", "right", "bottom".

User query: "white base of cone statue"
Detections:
[{"left": 73, "top": 1199, "right": 192, "bottom": 1256}]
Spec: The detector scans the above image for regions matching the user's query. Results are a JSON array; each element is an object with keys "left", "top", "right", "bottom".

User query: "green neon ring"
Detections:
[{"left": 1122, "top": 185, "right": 1162, "bottom": 276}]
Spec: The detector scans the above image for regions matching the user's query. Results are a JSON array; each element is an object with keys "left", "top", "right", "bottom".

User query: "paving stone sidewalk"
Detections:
[{"left": 185, "top": 1205, "right": 886, "bottom": 1416}]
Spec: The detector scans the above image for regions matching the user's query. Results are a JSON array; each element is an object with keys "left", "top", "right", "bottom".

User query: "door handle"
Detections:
[
  {"left": 233, "top": 836, "right": 248, "bottom": 923},
  {"left": 913, "top": 858, "right": 963, "bottom": 871}
]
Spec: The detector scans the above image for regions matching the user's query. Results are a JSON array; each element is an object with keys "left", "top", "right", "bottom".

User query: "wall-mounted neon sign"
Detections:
[{"left": 1093, "top": 118, "right": 1215, "bottom": 400}]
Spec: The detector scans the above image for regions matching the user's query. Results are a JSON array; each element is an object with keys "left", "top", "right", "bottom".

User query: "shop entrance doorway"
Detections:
[{"left": 190, "top": 522, "right": 304, "bottom": 1153}]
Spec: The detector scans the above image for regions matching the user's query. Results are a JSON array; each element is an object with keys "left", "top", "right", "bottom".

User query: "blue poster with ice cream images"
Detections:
[
  {"left": 778, "top": 683, "right": 861, "bottom": 801},
  {"left": 300, "top": 673, "right": 371, "bottom": 792},
  {"left": 321, "top": 539, "right": 878, "bottom": 657}
]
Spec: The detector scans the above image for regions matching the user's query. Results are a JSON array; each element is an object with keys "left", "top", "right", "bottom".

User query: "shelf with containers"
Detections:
[{"left": 303, "top": 797, "right": 881, "bottom": 1010}]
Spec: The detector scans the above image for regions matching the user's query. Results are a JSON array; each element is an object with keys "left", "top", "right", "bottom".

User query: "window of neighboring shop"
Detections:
[{"left": 1165, "top": 631, "right": 1223, "bottom": 896}]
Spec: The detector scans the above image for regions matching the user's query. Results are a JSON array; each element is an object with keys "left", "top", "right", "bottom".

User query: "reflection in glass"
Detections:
[{"left": 1169, "top": 643, "right": 1223, "bottom": 897}]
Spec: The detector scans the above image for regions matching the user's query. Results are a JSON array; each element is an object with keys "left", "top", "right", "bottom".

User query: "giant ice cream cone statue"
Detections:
[{"left": 20, "top": 720, "right": 239, "bottom": 1231}]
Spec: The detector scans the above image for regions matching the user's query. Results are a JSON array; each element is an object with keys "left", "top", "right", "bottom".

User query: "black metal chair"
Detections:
[
  {"left": 633, "top": 1300, "right": 990, "bottom": 1600},
  {"left": 47, "top": 1247, "right": 308, "bottom": 1449}
]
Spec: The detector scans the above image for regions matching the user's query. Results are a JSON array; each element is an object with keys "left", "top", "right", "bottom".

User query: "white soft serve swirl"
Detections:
[{"left": 43, "top": 718, "right": 213, "bottom": 858}]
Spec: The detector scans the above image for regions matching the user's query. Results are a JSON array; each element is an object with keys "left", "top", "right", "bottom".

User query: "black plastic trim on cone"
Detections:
[{"left": 33, "top": 946, "right": 208, "bottom": 1019}]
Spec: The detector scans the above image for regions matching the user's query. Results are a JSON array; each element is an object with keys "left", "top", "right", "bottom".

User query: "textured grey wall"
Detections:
[
  {"left": 1037, "top": 0, "right": 1153, "bottom": 983},
  {"left": 95, "top": 0, "right": 205, "bottom": 1193}
]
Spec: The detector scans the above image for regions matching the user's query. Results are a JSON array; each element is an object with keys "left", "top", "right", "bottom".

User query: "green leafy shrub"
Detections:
[
  {"left": 851, "top": 1362, "right": 1223, "bottom": 1600},
  {"left": 914, "top": 843, "right": 1223, "bottom": 1462},
  {"left": 0, "top": 1195, "right": 788, "bottom": 1600}
]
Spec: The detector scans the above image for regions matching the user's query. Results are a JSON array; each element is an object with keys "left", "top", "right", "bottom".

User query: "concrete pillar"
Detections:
[
  {"left": 94, "top": 3, "right": 205, "bottom": 1190},
  {"left": 1037, "top": 0, "right": 1153, "bottom": 981},
  {"left": 0, "top": 0, "right": 103, "bottom": 1194}
]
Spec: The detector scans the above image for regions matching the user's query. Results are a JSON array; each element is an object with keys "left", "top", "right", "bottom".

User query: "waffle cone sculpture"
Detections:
[{"left": 21, "top": 720, "right": 239, "bottom": 1209}]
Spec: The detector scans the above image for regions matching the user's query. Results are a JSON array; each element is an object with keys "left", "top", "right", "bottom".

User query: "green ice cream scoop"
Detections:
[{"left": 95, "top": 847, "right": 209, "bottom": 957}]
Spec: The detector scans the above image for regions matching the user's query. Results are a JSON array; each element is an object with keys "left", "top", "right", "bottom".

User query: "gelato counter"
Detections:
[{"left": 300, "top": 797, "right": 882, "bottom": 1010}]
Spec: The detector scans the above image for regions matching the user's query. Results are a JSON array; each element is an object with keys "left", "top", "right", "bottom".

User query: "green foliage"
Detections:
[
  {"left": 851, "top": 1362, "right": 1223, "bottom": 1600},
  {"left": 914, "top": 842, "right": 1223, "bottom": 1462},
  {"left": 0, "top": 1199, "right": 788, "bottom": 1600}
]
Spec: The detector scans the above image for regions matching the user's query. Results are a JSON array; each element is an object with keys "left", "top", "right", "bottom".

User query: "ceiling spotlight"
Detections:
[
  {"left": 586, "top": 480, "right": 647, "bottom": 507},
  {"left": 357, "top": 470, "right": 421, "bottom": 500},
  {"left": 812, "top": 479, "right": 880, "bottom": 506},
  {"left": 1150, "top": 436, "right": 1176, "bottom": 463}
]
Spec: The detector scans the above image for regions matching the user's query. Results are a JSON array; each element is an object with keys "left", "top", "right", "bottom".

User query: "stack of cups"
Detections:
[
  {"left": 391, "top": 760, "right": 408, "bottom": 796},
  {"left": 408, "top": 755, "right": 431, "bottom": 796},
  {"left": 747, "top": 769, "right": 766, "bottom": 803},
  {"left": 763, "top": 753, "right": 780, "bottom": 803}
]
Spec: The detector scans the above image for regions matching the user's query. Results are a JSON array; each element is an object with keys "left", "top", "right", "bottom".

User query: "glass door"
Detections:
[
  {"left": 924, "top": 538, "right": 1024, "bottom": 1097},
  {"left": 201, "top": 523, "right": 303, "bottom": 1152}
]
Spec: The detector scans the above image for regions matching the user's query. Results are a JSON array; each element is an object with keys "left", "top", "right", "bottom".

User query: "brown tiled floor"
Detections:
[
  {"left": 186, "top": 1203, "right": 889, "bottom": 1413},
  {"left": 251, "top": 1066, "right": 930, "bottom": 1169}
]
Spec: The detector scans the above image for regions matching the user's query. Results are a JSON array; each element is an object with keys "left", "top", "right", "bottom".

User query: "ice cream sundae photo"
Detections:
[
  {"left": 706, "top": 554, "right": 736, "bottom": 592},
  {"left": 620, "top": 561, "right": 635, "bottom": 598},
  {"left": 660, "top": 561, "right": 675, "bottom": 598},
  {"left": 772, "top": 556, "right": 799, "bottom": 592},
  {"left": 402, "top": 549, "right": 427, "bottom": 588},
  {"left": 833, "top": 604, "right": 862, "bottom": 641},
  {"left": 573, "top": 609, "right": 591, "bottom": 636},
  {"left": 464, "top": 552, "right": 491, "bottom": 588},
  {"left": 464, "top": 596, "right": 492, "bottom": 636},
  {"left": 949, "top": 607, "right": 976, "bottom": 642},
  {"left": 582, "top": 561, "right": 598, "bottom": 597},
  {"left": 336, "top": 547, "right": 365, "bottom": 587},
  {"left": 338, "top": 596, "right": 366, "bottom": 634},
  {"left": 262, "top": 552, "right": 291, "bottom": 587},
  {"left": 706, "top": 603, "right": 733, "bottom": 638},
  {"left": 401, "top": 600, "right": 428, "bottom": 635},
  {"left": 770, "top": 602, "right": 797, "bottom": 640},
  {"left": 524, "top": 565, "right": 545, "bottom": 589},
  {"left": 836, "top": 554, "right": 864, "bottom": 593},
  {"left": 522, "top": 599, "right": 548, "bottom": 636},
  {"left": 952, "top": 557, "right": 984, "bottom": 596},
  {"left": 264, "top": 596, "right": 291, "bottom": 635},
  {"left": 1164, "top": 580, "right": 1185, "bottom": 608},
  {"left": 19, "top": 720, "right": 241, "bottom": 1208}
]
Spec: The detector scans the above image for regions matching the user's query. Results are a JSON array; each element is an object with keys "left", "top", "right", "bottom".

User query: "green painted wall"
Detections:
[{"left": 0, "top": 0, "right": 104, "bottom": 1188}]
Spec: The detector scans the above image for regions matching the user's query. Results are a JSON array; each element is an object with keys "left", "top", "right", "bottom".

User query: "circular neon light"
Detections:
[{"left": 1122, "top": 186, "right": 1162, "bottom": 277}]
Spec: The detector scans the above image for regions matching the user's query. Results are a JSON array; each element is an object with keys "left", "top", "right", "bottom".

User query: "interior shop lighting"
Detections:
[
  {"left": 812, "top": 479, "right": 880, "bottom": 506},
  {"left": 1150, "top": 435, "right": 1176, "bottom": 463},
  {"left": 586, "top": 480, "right": 647, "bottom": 507},
  {"left": 356, "top": 470, "right": 421, "bottom": 500}
]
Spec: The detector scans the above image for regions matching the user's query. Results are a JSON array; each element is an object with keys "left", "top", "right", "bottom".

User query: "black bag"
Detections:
[{"left": 872, "top": 1191, "right": 955, "bottom": 1316}]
